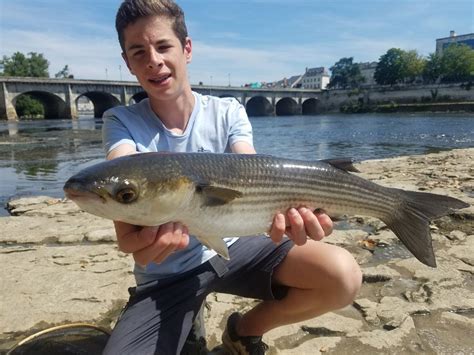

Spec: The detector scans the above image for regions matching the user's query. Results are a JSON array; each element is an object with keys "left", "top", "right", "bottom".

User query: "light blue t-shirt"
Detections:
[{"left": 102, "top": 91, "right": 253, "bottom": 284}]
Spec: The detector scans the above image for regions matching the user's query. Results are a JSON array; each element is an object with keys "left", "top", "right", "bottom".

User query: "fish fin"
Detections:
[
  {"left": 321, "top": 158, "right": 360, "bottom": 173},
  {"left": 196, "top": 235, "right": 230, "bottom": 260},
  {"left": 197, "top": 185, "right": 243, "bottom": 206},
  {"left": 383, "top": 189, "right": 469, "bottom": 268}
]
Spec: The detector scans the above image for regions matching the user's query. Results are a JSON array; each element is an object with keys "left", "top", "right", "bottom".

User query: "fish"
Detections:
[{"left": 63, "top": 152, "right": 469, "bottom": 267}]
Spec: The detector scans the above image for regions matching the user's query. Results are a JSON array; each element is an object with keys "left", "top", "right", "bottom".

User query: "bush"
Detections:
[{"left": 15, "top": 95, "right": 44, "bottom": 119}]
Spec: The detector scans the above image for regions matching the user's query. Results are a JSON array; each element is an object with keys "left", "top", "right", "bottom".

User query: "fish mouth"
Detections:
[
  {"left": 63, "top": 180, "right": 107, "bottom": 204},
  {"left": 63, "top": 187, "right": 105, "bottom": 204}
]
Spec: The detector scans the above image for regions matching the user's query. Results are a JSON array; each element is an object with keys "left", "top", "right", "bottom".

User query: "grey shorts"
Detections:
[{"left": 103, "top": 236, "right": 294, "bottom": 355}]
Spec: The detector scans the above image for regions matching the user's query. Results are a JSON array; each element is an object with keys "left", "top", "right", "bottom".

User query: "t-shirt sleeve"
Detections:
[
  {"left": 227, "top": 99, "right": 254, "bottom": 148},
  {"left": 102, "top": 112, "right": 137, "bottom": 155}
]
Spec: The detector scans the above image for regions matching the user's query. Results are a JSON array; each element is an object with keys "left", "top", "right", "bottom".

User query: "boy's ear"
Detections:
[
  {"left": 184, "top": 37, "right": 192, "bottom": 63},
  {"left": 121, "top": 52, "right": 134, "bottom": 75}
]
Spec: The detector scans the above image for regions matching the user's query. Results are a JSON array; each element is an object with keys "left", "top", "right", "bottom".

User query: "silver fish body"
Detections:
[{"left": 63, "top": 152, "right": 469, "bottom": 267}]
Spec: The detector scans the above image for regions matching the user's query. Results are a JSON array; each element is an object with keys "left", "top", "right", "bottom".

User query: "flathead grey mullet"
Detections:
[{"left": 63, "top": 152, "right": 469, "bottom": 267}]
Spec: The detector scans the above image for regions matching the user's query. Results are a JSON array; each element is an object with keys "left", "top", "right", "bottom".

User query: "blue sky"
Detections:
[{"left": 1, "top": 0, "right": 473, "bottom": 86}]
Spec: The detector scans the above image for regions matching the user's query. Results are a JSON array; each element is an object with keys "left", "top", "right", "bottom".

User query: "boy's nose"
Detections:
[{"left": 147, "top": 50, "right": 163, "bottom": 69}]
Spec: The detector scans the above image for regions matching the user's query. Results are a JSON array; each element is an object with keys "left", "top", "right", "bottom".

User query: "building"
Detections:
[
  {"left": 357, "top": 61, "right": 378, "bottom": 86},
  {"left": 436, "top": 31, "right": 474, "bottom": 54},
  {"left": 301, "top": 67, "right": 330, "bottom": 89}
]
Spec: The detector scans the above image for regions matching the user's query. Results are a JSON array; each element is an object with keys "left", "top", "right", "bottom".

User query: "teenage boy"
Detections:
[{"left": 102, "top": 1, "right": 362, "bottom": 354}]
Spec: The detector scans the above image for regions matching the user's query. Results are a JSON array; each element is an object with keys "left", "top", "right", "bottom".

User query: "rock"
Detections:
[
  {"left": 376, "top": 297, "right": 429, "bottom": 328},
  {"left": 356, "top": 316, "right": 418, "bottom": 350},
  {"left": 440, "top": 312, "right": 474, "bottom": 327},
  {"left": 1, "top": 148, "right": 474, "bottom": 354},
  {"left": 446, "top": 236, "right": 474, "bottom": 266},
  {"left": 446, "top": 230, "right": 467, "bottom": 242},
  {"left": 362, "top": 265, "right": 401, "bottom": 283},
  {"left": 0, "top": 244, "right": 134, "bottom": 335},
  {"left": 354, "top": 298, "right": 379, "bottom": 325}
]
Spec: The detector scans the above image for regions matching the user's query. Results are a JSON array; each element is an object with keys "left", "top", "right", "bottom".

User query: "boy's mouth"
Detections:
[{"left": 149, "top": 74, "right": 171, "bottom": 84}]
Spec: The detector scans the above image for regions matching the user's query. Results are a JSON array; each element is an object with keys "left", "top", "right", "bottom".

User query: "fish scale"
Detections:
[{"left": 64, "top": 152, "right": 469, "bottom": 267}]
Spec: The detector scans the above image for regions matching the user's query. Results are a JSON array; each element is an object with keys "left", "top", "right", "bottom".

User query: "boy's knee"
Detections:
[{"left": 331, "top": 249, "right": 362, "bottom": 307}]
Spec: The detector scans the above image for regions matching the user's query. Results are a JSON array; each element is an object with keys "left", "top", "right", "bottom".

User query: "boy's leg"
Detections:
[
  {"left": 103, "top": 265, "right": 214, "bottom": 355},
  {"left": 234, "top": 240, "right": 362, "bottom": 337}
]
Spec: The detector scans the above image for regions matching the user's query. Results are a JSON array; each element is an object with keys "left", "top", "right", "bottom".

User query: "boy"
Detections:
[{"left": 103, "top": 1, "right": 362, "bottom": 354}]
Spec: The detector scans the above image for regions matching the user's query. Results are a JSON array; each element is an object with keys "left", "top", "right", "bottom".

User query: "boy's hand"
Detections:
[
  {"left": 115, "top": 221, "right": 190, "bottom": 266},
  {"left": 269, "top": 208, "right": 333, "bottom": 245}
]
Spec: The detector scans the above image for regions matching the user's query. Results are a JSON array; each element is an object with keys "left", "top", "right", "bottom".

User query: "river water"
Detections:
[{"left": 1, "top": 113, "right": 473, "bottom": 216}]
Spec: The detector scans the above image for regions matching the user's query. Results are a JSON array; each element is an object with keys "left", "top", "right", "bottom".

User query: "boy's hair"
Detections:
[{"left": 116, "top": 0, "right": 188, "bottom": 51}]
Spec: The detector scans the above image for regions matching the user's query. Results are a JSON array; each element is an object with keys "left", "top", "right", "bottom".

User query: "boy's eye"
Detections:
[{"left": 132, "top": 50, "right": 144, "bottom": 57}]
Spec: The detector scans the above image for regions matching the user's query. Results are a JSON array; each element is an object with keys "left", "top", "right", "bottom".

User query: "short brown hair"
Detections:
[{"left": 116, "top": 0, "right": 188, "bottom": 51}]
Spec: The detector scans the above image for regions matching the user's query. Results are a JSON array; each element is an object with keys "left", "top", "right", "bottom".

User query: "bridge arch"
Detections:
[
  {"left": 302, "top": 98, "right": 319, "bottom": 115},
  {"left": 246, "top": 96, "right": 273, "bottom": 117},
  {"left": 276, "top": 97, "right": 299, "bottom": 116},
  {"left": 77, "top": 92, "right": 120, "bottom": 118},
  {"left": 13, "top": 91, "right": 67, "bottom": 119}
]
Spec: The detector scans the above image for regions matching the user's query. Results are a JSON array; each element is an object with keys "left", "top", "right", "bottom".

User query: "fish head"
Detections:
[{"left": 63, "top": 156, "right": 194, "bottom": 226}]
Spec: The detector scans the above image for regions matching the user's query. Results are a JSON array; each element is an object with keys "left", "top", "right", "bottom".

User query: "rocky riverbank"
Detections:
[{"left": 1, "top": 148, "right": 473, "bottom": 354}]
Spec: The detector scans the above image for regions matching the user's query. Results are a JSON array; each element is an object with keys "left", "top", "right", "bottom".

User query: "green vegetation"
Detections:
[
  {"left": 0, "top": 52, "right": 49, "bottom": 77},
  {"left": 15, "top": 94, "right": 45, "bottom": 119},
  {"left": 327, "top": 57, "right": 365, "bottom": 89},
  {"left": 330, "top": 44, "right": 474, "bottom": 88},
  {"left": 1, "top": 51, "right": 74, "bottom": 79},
  {"left": 436, "top": 44, "right": 474, "bottom": 83},
  {"left": 374, "top": 48, "right": 426, "bottom": 85},
  {"left": 55, "top": 65, "right": 73, "bottom": 79}
]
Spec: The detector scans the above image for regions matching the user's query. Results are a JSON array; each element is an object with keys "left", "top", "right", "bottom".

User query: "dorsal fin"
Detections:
[{"left": 321, "top": 158, "right": 360, "bottom": 173}]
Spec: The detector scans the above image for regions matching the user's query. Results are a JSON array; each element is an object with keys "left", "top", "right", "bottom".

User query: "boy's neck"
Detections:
[{"left": 149, "top": 88, "right": 195, "bottom": 134}]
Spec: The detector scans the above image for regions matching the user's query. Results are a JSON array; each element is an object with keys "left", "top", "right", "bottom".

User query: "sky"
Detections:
[{"left": 1, "top": 0, "right": 473, "bottom": 86}]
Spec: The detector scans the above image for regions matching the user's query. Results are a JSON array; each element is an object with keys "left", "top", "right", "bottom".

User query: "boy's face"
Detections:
[{"left": 122, "top": 16, "right": 192, "bottom": 102}]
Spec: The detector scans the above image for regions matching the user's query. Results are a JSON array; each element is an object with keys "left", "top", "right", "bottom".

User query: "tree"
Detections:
[
  {"left": 423, "top": 52, "right": 443, "bottom": 84},
  {"left": 439, "top": 44, "right": 474, "bottom": 83},
  {"left": 328, "top": 57, "right": 365, "bottom": 89},
  {"left": 402, "top": 50, "right": 426, "bottom": 83},
  {"left": 55, "top": 65, "right": 73, "bottom": 78},
  {"left": 0, "top": 52, "right": 49, "bottom": 77},
  {"left": 374, "top": 48, "right": 406, "bottom": 85},
  {"left": 15, "top": 94, "right": 44, "bottom": 119}
]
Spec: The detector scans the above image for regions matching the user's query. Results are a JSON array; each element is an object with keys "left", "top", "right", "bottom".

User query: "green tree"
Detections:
[
  {"left": 328, "top": 57, "right": 365, "bottom": 89},
  {"left": 55, "top": 64, "right": 73, "bottom": 78},
  {"left": 439, "top": 44, "right": 474, "bottom": 83},
  {"left": 423, "top": 52, "right": 443, "bottom": 84},
  {"left": 402, "top": 50, "right": 426, "bottom": 83},
  {"left": 374, "top": 48, "right": 406, "bottom": 85},
  {"left": 15, "top": 94, "right": 44, "bottom": 119},
  {"left": 0, "top": 52, "right": 49, "bottom": 77}
]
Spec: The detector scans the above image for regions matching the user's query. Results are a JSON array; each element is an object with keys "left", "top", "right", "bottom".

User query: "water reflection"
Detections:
[{"left": 7, "top": 121, "right": 18, "bottom": 136}]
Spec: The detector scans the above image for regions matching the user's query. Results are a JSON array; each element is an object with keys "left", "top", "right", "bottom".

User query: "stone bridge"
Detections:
[{"left": 0, "top": 77, "right": 323, "bottom": 120}]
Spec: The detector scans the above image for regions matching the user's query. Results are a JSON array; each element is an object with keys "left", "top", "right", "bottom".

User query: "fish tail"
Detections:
[{"left": 382, "top": 189, "right": 469, "bottom": 267}]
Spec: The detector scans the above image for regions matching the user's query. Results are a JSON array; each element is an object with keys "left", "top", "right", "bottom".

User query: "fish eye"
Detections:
[
  {"left": 111, "top": 179, "right": 139, "bottom": 204},
  {"left": 116, "top": 187, "right": 138, "bottom": 204}
]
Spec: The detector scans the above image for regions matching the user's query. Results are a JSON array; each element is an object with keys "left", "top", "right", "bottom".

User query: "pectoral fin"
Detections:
[
  {"left": 197, "top": 185, "right": 243, "bottom": 206},
  {"left": 196, "top": 235, "right": 230, "bottom": 260}
]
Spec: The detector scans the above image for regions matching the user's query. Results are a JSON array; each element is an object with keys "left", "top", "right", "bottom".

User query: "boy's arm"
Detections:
[{"left": 231, "top": 141, "right": 333, "bottom": 245}]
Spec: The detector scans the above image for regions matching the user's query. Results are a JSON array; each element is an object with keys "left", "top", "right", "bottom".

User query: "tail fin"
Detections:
[{"left": 383, "top": 189, "right": 469, "bottom": 268}]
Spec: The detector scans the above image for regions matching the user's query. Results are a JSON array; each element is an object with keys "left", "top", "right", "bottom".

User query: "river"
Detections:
[{"left": 1, "top": 113, "right": 473, "bottom": 216}]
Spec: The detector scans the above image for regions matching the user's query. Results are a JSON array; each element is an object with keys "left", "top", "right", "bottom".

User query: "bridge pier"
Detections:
[
  {"left": 0, "top": 82, "right": 18, "bottom": 120},
  {"left": 65, "top": 85, "right": 78, "bottom": 119}
]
